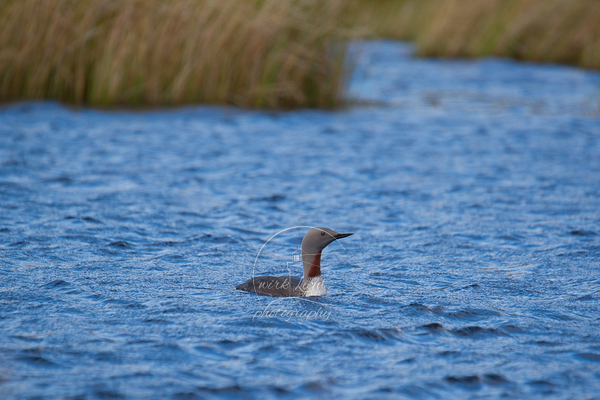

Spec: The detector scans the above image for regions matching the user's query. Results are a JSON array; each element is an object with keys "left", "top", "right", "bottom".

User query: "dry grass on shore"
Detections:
[
  {"left": 0, "top": 0, "right": 356, "bottom": 108},
  {"left": 357, "top": 0, "right": 600, "bottom": 70},
  {"left": 2, "top": 0, "right": 598, "bottom": 108}
]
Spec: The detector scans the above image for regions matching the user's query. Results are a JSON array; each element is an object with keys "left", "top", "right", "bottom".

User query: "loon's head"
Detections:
[
  {"left": 301, "top": 227, "right": 353, "bottom": 280},
  {"left": 302, "top": 227, "right": 353, "bottom": 252}
]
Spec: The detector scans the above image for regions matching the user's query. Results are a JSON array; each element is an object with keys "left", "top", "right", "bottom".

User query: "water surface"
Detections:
[{"left": 1, "top": 41, "right": 600, "bottom": 399}]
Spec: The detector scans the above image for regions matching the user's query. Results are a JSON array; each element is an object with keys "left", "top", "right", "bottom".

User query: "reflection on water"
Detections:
[{"left": 1, "top": 41, "right": 600, "bottom": 398}]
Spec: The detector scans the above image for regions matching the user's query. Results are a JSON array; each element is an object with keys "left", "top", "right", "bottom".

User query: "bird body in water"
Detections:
[{"left": 236, "top": 227, "right": 353, "bottom": 297}]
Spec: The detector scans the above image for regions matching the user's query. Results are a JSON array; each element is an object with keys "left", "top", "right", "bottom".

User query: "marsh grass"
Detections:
[
  {"left": 3, "top": 0, "right": 598, "bottom": 108},
  {"left": 356, "top": 0, "right": 600, "bottom": 70},
  {"left": 0, "top": 0, "right": 358, "bottom": 108}
]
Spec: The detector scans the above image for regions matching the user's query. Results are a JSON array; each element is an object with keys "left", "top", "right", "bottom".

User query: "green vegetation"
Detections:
[
  {"left": 1, "top": 0, "right": 598, "bottom": 108},
  {"left": 356, "top": 0, "right": 600, "bottom": 70}
]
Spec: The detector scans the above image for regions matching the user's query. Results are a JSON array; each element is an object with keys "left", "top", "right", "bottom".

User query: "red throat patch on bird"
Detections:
[{"left": 307, "top": 250, "right": 322, "bottom": 278}]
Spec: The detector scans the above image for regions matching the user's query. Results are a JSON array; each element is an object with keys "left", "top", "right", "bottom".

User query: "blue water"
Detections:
[{"left": 1, "top": 41, "right": 600, "bottom": 399}]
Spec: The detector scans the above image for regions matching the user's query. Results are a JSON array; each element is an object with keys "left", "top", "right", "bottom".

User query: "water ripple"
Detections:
[{"left": 1, "top": 41, "right": 599, "bottom": 398}]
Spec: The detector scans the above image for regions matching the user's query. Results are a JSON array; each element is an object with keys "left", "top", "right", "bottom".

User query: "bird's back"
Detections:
[{"left": 236, "top": 276, "right": 303, "bottom": 297}]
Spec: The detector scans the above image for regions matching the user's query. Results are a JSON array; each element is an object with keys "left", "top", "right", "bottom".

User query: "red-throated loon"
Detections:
[{"left": 236, "top": 227, "right": 353, "bottom": 297}]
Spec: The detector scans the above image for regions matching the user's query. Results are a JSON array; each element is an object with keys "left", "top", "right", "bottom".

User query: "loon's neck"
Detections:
[
  {"left": 302, "top": 250, "right": 322, "bottom": 280},
  {"left": 301, "top": 249, "right": 326, "bottom": 296}
]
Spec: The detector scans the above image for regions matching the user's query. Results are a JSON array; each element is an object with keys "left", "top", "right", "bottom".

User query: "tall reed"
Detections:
[
  {"left": 0, "top": 0, "right": 356, "bottom": 108},
  {"left": 356, "top": 0, "right": 600, "bottom": 71}
]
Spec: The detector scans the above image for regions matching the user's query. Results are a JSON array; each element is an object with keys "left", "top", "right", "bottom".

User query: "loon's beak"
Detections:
[{"left": 334, "top": 232, "right": 353, "bottom": 240}]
